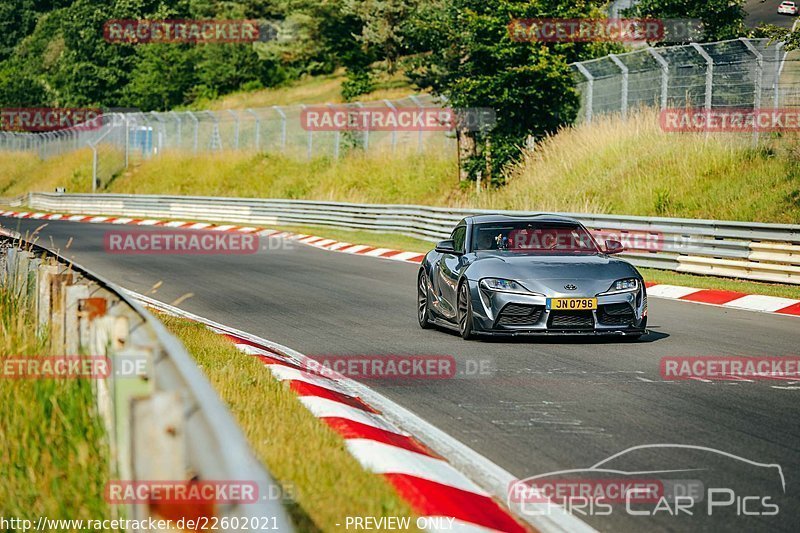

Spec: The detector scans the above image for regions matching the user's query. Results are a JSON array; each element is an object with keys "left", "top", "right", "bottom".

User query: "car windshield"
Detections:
[{"left": 471, "top": 221, "right": 601, "bottom": 254}]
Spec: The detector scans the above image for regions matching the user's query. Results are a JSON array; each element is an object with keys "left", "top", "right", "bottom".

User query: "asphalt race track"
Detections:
[
  {"left": 4, "top": 216, "right": 798, "bottom": 532},
  {"left": 745, "top": 0, "right": 798, "bottom": 28}
]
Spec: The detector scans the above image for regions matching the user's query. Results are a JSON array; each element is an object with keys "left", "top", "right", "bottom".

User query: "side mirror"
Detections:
[
  {"left": 604, "top": 239, "right": 624, "bottom": 254},
  {"left": 435, "top": 239, "right": 457, "bottom": 254}
]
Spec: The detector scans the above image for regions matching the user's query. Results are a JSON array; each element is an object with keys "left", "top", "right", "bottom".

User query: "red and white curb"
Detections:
[
  {"left": 129, "top": 292, "right": 594, "bottom": 533},
  {"left": 0, "top": 210, "right": 426, "bottom": 264},
  {"left": 643, "top": 282, "right": 800, "bottom": 317},
  {"left": 2, "top": 209, "right": 798, "bottom": 318}
]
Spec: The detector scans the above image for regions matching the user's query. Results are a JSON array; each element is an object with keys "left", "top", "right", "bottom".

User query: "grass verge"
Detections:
[
  {"left": 0, "top": 252, "right": 113, "bottom": 523},
  {"left": 192, "top": 69, "right": 418, "bottom": 110},
  {"left": 2, "top": 110, "right": 799, "bottom": 223},
  {"left": 157, "top": 313, "right": 421, "bottom": 532}
]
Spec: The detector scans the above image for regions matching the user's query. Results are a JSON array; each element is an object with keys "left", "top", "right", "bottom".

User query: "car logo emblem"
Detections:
[{"left": 564, "top": 284, "right": 577, "bottom": 290}]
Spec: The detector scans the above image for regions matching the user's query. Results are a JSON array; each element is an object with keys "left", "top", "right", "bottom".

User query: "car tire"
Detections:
[
  {"left": 417, "top": 270, "right": 432, "bottom": 329},
  {"left": 457, "top": 281, "right": 476, "bottom": 340}
]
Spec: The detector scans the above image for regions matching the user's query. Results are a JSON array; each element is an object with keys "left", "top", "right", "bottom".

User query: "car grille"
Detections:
[
  {"left": 597, "top": 303, "right": 636, "bottom": 326},
  {"left": 548, "top": 311, "right": 595, "bottom": 329},
  {"left": 496, "top": 303, "right": 545, "bottom": 327}
]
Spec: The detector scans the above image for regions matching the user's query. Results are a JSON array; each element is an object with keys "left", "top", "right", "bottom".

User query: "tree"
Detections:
[
  {"left": 407, "top": 0, "right": 585, "bottom": 183},
  {"left": 123, "top": 45, "right": 197, "bottom": 110}
]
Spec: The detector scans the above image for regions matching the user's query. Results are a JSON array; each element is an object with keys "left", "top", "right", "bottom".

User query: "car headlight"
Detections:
[
  {"left": 599, "top": 278, "right": 640, "bottom": 295},
  {"left": 480, "top": 278, "right": 543, "bottom": 296}
]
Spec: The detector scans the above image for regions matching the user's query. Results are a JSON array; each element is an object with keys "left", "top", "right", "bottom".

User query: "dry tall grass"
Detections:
[
  {"left": 2, "top": 109, "right": 798, "bottom": 223},
  {"left": 477, "top": 109, "right": 800, "bottom": 223},
  {"left": 0, "top": 253, "right": 112, "bottom": 523}
]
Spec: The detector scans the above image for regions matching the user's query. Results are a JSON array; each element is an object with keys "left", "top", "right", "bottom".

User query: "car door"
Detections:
[{"left": 435, "top": 225, "right": 467, "bottom": 319}]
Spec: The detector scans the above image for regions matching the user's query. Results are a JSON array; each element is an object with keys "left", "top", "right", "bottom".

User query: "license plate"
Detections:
[{"left": 546, "top": 297, "right": 597, "bottom": 311}]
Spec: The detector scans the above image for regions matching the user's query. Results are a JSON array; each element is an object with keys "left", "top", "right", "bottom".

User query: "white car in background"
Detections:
[{"left": 778, "top": 1, "right": 799, "bottom": 15}]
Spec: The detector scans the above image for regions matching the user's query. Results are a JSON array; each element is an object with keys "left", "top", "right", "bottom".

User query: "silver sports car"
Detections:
[{"left": 417, "top": 214, "right": 648, "bottom": 339}]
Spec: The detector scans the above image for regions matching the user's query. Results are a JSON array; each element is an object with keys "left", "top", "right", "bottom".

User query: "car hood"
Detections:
[{"left": 468, "top": 252, "right": 640, "bottom": 296}]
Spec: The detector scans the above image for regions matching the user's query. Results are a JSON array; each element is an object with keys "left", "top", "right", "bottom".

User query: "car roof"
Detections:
[{"left": 464, "top": 213, "right": 583, "bottom": 225}]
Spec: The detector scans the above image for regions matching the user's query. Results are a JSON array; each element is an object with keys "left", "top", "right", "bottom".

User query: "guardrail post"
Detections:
[
  {"left": 227, "top": 109, "right": 240, "bottom": 150},
  {"left": 409, "top": 95, "right": 425, "bottom": 153},
  {"left": 775, "top": 42, "right": 785, "bottom": 109},
  {"left": 273, "top": 106, "right": 287, "bottom": 151},
  {"left": 65, "top": 283, "right": 90, "bottom": 354},
  {"left": 691, "top": 43, "right": 713, "bottom": 112},
  {"left": 187, "top": 111, "right": 199, "bottom": 153},
  {"left": 149, "top": 111, "right": 166, "bottom": 155},
  {"left": 35, "top": 263, "right": 57, "bottom": 336},
  {"left": 609, "top": 54, "right": 629, "bottom": 119},
  {"left": 356, "top": 102, "right": 369, "bottom": 150},
  {"left": 123, "top": 115, "right": 130, "bottom": 168},
  {"left": 384, "top": 99, "right": 398, "bottom": 152},
  {"left": 327, "top": 103, "right": 340, "bottom": 159},
  {"left": 169, "top": 111, "right": 182, "bottom": 149},
  {"left": 575, "top": 63, "right": 594, "bottom": 123},
  {"left": 647, "top": 48, "right": 669, "bottom": 110},
  {"left": 88, "top": 140, "right": 99, "bottom": 193},
  {"left": 49, "top": 266, "right": 74, "bottom": 352},
  {"left": 247, "top": 108, "right": 260, "bottom": 151},
  {"left": 300, "top": 104, "right": 312, "bottom": 159},
  {"left": 740, "top": 38, "right": 763, "bottom": 146}
]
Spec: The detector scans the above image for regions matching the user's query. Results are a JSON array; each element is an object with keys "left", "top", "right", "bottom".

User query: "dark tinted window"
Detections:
[
  {"left": 471, "top": 222, "right": 599, "bottom": 254},
  {"left": 451, "top": 226, "right": 466, "bottom": 253}
]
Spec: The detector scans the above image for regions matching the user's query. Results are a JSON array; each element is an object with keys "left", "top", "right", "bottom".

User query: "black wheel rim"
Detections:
[
  {"left": 458, "top": 284, "right": 468, "bottom": 333},
  {"left": 418, "top": 274, "right": 427, "bottom": 322}
]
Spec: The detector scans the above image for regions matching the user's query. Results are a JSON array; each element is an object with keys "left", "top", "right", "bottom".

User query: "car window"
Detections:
[
  {"left": 471, "top": 222, "right": 600, "bottom": 254},
  {"left": 451, "top": 226, "right": 466, "bottom": 253}
]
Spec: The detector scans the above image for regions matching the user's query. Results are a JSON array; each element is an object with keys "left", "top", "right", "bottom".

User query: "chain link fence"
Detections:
[
  {"left": 570, "top": 37, "right": 797, "bottom": 123},
  {"left": 0, "top": 93, "right": 454, "bottom": 190}
]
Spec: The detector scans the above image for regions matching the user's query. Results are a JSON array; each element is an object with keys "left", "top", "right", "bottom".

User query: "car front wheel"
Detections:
[
  {"left": 418, "top": 271, "right": 432, "bottom": 329},
  {"left": 457, "top": 281, "right": 476, "bottom": 340}
]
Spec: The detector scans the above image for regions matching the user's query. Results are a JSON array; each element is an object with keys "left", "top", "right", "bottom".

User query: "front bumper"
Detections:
[{"left": 468, "top": 279, "right": 647, "bottom": 335}]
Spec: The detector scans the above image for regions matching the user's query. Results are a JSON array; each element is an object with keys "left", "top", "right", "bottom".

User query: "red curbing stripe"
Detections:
[
  {"left": 776, "top": 302, "right": 800, "bottom": 316},
  {"left": 334, "top": 244, "right": 360, "bottom": 253},
  {"left": 645, "top": 281, "right": 657, "bottom": 288},
  {"left": 105, "top": 217, "right": 117, "bottom": 223},
  {"left": 378, "top": 250, "right": 403, "bottom": 258},
  {"left": 289, "top": 381, "right": 379, "bottom": 413},
  {"left": 323, "top": 417, "right": 440, "bottom": 458},
  {"left": 679, "top": 289, "right": 747, "bottom": 305},
  {"left": 383, "top": 473, "right": 529, "bottom": 533},
  {"left": 405, "top": 254, "right": 425, "bottom": 264},
  {"left": 354, "top": 247, "right": 376, "bottom": 255}
]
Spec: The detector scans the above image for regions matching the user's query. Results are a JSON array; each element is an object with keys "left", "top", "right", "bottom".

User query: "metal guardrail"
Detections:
[
  {"left": 0, "top": 234, "right": 295, "bottom": 532},
  {"left": 13, "top": 192, "right": 800, "bottom": 285}
]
